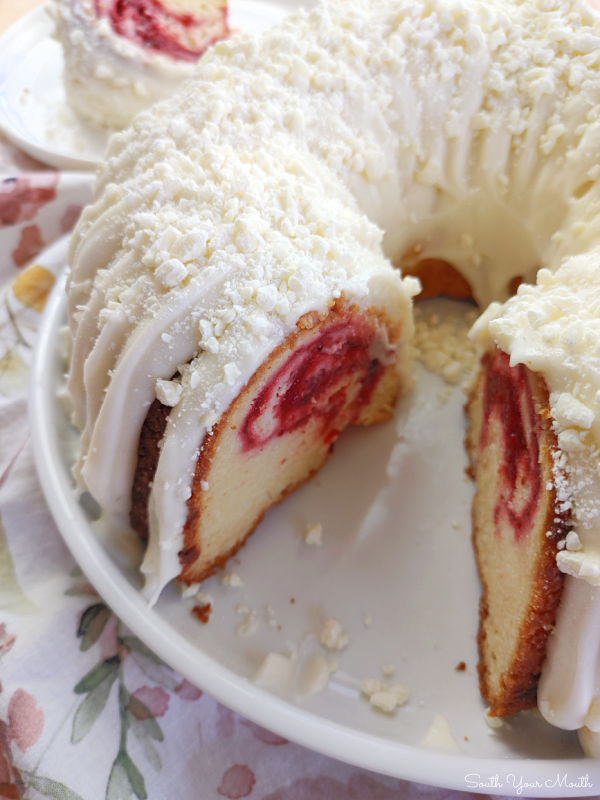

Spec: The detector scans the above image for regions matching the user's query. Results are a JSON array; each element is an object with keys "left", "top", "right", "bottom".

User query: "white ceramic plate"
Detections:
[
  {"left": 30, "top": 236, "right": 600, "bottom": 795},
  {"left": 0, "top": 0, "right": 311, "bottom": 171}
]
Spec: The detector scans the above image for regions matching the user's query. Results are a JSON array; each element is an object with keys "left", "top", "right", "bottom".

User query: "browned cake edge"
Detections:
[{"left": 131, "top": 398, "right": 171, "bottom": 540}]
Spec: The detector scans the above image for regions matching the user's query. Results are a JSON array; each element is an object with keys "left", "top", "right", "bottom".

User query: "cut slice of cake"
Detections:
[
  {"left": 132, "top": 299, "right": 405, "bottom": 585},
  {"left": 52, "top": 0, "right": 229, "bottom": 129},
  {"left": 465, "top": 344, "right": 570, "bottom": 716}
]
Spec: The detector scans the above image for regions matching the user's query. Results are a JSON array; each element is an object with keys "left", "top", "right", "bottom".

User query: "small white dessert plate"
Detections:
[
  {"left": 30, "top": 236, "right": 599, "bottom": 795},
  {"left": 0, "top": 0, "right": 312, "bottom": 171}
]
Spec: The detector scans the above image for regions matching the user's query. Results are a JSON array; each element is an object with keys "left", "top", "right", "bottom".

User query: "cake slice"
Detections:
[
  {"left": 465, "top": 344, "right": 570, "bottom": 716},
  {"left": 132, "top": 299, "right": 404, "bottom": 584},
  {"left": 52, "top": 0, "right": 229, "bottom": 129}
]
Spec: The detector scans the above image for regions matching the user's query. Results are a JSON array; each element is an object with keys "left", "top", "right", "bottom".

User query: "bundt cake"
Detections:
[
  {"left": 65, "top": 0, "right": 600, "bottom": 753},
  {"left": 52, "top": 0, "right": 229, "bottom": 129}
]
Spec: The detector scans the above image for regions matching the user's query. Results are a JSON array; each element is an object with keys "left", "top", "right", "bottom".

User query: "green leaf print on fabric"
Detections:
[
  {"left": 78, "top": 602, "right": 112, "bottom": 651},
  {"left": 107, "top": 751, "right": 147, "bottom": 800},
  {"left": 68, "top": 594, "right": 183, "bottom": 799},
  {"left": 0, "top": 511, "right": 38, "bottom": 615},
  {"left": 129, "top": 716, "right": 162, "bottom": 772},
  {"left": 72, "top": 662, "right": 119, "bottom": 744},
  {"left": 74, "top": 655, "right": 121, "bottom": 694},
  {"left": 126, "top": 696, "right": 164, "bottom": 772},
  {"left": 22, "top": 772, "right": 87, "bottom": 800},
  {"left": 122, "top": 638, "right": 179, "bottom": 692}
]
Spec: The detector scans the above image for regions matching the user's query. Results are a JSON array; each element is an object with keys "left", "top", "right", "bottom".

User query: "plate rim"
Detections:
[{"left": 27, "top": 234, "right": 600, "bottom": 795}]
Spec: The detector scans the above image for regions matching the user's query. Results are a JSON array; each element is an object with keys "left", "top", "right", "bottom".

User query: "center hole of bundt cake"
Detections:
[{"left": 239, "top": 316, "right": 389, "bottom": 453}]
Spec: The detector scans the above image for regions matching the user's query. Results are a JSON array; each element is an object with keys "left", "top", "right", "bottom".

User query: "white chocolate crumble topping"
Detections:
[
  {"left": 221, "top": 572, "right": 244, "bottom": 587},
  {"left": 320, "top": 618, "right": 350, "bottom": 650},
  {"left": 304, "top": 522, "right": 323, "bottom": 546},
  {"left": 361, "top": 678, "right": 409, "bottom": 712}
]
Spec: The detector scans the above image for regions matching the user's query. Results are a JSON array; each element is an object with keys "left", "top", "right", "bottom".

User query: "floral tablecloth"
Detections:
[{"left": 0, "top": 133, "right": 591, "bottom": 800}]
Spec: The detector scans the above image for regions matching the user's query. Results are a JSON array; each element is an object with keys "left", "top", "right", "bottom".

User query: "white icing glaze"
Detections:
[
  {"left": 580, "top": 724, "right": 600, "bottom": 757},
  {"left": 68, "top": 0, "right": 600, "bottom": 744},
  {"left": 419, "top": 714, "right": 461, "bottom": 753},
  {"left": 253, "top": 637, "right": 336, "bottom": 699},
  {"left": 51, "top": 0, "right": 227, "bottom": 129}
]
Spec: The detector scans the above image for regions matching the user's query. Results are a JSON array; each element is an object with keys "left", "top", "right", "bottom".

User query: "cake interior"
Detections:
[
  {"left": 466, "top": 345, "right": 568, "bottom": 715},
  {"left": 95, "top": 0, "right": 228, "bottom": 59},
  {"left": 132, "top": 301, "right": 403, "bottom": 584}
]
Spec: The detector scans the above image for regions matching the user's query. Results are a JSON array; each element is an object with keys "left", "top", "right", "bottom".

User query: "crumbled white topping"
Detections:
[
  {"left": 413, "top": 306, "right": 477, "bottom": 385},
  {"left": 361, "top": 679, "right": 409, "bottom": 712},
  {"left": 554, "top": 392, "right": 595, "bottom": 430},
  {"left": 223, "top": 363, "right": 241, "bottom": 386},
  {"left": 363, "top": 614, "right": 372, "bottom": 627},
  {"left": 235, "top": 607, "right": 259, "bottom": 637},
  {"left": 181, "top": 582, "right": 201, "bottom": 599},
  {"left": 558, "top": 429, "right": 587, "bottom": 453},
  {"left": 361, "top": 678, "right": 384, "bottom": 696},
  {"left": 557, "top": 550, "right": 600, "bottom": 583},
  {"left": 320, "top": 618, "right": 350, "bottom": 650},
  {"left": 369, "top": 684, "right": 408, "bottom": 712},
  {"left": 382, "top": 664, "right": 395, "bottom": 677},
  {"left": 484, "top": 709, "right": 506, "bottom": 729},
  {"left": 304, "top": 522, "right": 323, "bottom": 546},
  {"left": 266, "top": 605, "right": 278, "bottom": 628},
  {"left": 566, "top": 531, "right": 583, "bottom": 551},
  {"left": 221, "top": 572, "right": 243, "bottom": 587},
  {"left": 155, "top": 258, "right": 188, "bottom": 289},
  {"left": 200, "top": 480, "right": 209, "bottom": 491},
  {"left": 196, "top": 592, "right": 214, "bottom": 606},
  {"left": 155, "top": 379, "right": 182, "bottom": 407}
]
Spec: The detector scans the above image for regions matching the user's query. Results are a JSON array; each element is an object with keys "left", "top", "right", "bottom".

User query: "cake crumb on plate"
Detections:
[{"left": 320, "top": 618, "right": 350, "bottom": 650}]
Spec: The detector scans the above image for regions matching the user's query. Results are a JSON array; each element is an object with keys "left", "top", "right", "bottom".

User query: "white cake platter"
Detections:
[
  {"left": 29, "top": 235, "right": 600, "bottom": 795},
  {"left": 0, "top": 0, "right": 314, "bottom": 171}
]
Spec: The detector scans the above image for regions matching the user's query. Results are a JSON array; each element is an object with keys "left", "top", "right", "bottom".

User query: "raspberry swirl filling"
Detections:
[
  {"left": 480, "top": 348, "right": 543, "bottom": 542},
  {"left": 95, "top": 0, "right": 226, "bottom": 61},
  {"left": 240, "top": 317, "right": 388, "bottom": 453}
]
